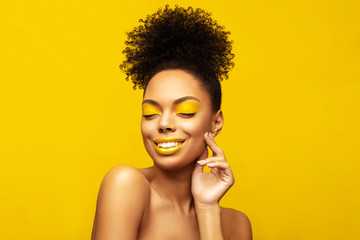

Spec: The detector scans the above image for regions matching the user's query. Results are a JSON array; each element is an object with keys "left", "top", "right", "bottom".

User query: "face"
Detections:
[{"left": 141, "top": 70, "right": 222, "bottom": 170}]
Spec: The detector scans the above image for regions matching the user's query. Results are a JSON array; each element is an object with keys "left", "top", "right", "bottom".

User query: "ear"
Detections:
[{"left": 211, "top": 110, "right": 224, "bottom": 138}]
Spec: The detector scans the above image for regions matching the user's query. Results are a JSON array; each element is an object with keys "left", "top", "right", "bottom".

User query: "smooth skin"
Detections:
[{"left": 92, "top": 70, "right": 252, "bottom": 240}]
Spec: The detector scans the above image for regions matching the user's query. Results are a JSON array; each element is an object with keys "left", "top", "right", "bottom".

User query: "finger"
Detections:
[
  {"left": 197, "top": 156, "right": 224, "bottom": 166},
  {"left": 207, "top": 162, "right": 235, "bottom": 181},
  {"left": 206, "top": 161, "right": 230, "bottom": 170},
  {"left": 195, "top": 147, "right": 209, "bottom": 174},
  {"left": 192, "top": 160, "right": 204, "bottom": 175},
  {"left": 204, "top": 132, "right": 224, "bottom": 157}
]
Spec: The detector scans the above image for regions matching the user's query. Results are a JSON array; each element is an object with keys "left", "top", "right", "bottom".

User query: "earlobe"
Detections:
[{"left": 211, "top": 110, "right": 224, "bottom": 137}]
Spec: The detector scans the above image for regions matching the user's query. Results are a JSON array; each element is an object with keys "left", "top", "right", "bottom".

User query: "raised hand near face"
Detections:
[{"left": 191, "top": 132, "right": 235, "bottom": 206}]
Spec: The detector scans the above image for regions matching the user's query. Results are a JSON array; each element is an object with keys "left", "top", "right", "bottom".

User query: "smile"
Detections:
[{"left": 153, "top": 138, "right": 185, "bottom": 155}]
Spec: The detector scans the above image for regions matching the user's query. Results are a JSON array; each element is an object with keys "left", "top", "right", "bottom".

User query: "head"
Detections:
[
  {"left": 140, "top": 69, "right": 223, "bottom": 170},
  {"left": 120, "top": 5, "right": 234, "bottom": 169}
]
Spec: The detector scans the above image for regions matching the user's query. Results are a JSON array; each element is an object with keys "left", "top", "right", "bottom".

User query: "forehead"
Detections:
[{"left": 144, "top": 70, "right": 210, "bottom": 103}]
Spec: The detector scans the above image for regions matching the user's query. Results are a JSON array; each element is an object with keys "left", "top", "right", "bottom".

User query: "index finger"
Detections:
[{"left": 204, "top": 132, "right": 224, "bottom": 157}]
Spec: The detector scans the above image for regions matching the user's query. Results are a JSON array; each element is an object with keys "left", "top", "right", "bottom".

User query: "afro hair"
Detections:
[{"left": 120, "top": 5, "right": 235, "bottom": 111}]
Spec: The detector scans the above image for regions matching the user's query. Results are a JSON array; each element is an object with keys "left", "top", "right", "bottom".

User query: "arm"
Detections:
[
  {"left": 92, "top": 165, "right": 149, "bottom": 240},
  {"left": 195, "top": 205, "right": 253, "bottom": 240},
  {"left": 191, "top": 132, "right": 235, "bottom": 240},
  {"left": 195, "top": 203, "right": 224, "bottom": 240}
]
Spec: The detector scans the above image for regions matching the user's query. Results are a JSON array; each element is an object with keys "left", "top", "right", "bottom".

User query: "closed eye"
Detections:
[
  {"left": 143, "top": 114, "right": 159, "bottom": 118},
  {"left": 177, "top": 113, "right": 196, "bottom": 117}
]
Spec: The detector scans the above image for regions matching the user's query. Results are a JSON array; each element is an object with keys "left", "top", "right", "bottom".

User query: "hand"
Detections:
[{"left": 191, "top": 132, "right": 235, "bottom": 206}]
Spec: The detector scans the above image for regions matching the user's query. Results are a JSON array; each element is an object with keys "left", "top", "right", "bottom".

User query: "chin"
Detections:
[
  {"left": 145, "top": 143, "right": 206, "bottom": 171},
  {"left": 146, "top": 150, "right": 191, "bottom": 170}
]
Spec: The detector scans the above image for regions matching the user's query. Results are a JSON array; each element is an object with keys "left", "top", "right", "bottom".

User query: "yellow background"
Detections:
[{"left": 1, "top": 0, "right": 359, "bottom": 239}]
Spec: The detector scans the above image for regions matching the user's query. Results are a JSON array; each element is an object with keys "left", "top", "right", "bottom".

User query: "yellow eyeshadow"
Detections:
[
  {"left": 174, "top": 101, "right": 200, "bottom": 114},
  {"left": 142, "top": 103, "right": 161, "bottom": 116}
]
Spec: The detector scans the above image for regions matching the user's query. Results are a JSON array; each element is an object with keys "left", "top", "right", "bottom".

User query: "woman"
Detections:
[{"left": 92, "top": 5, "right": 252, "bottom": 240}]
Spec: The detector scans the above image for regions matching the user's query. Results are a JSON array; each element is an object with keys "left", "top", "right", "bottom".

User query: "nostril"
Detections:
[{"left": 158, "top": 127, "right": 174, "bottom": 133}]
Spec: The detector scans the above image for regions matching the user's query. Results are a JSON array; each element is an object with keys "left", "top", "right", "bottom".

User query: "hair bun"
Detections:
[{"left": 120, "top": 5, "right": 235, "bottom": 90}]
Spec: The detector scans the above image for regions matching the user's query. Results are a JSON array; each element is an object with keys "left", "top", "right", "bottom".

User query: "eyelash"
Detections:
[
  {"left": 178, "top": 113, "right": 196, "bottom": 117},
  {"left": 143, "top": 113, "right": 195, "bottom": 118},
  {"left": 143, "top": 114, "right": 158, "bottom": 118}
]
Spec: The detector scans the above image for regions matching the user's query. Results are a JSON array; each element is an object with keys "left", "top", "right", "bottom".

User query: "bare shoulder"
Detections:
[
  {"left": 92, "top": 165, "right": 150, "bottom": 240},
  {"left": 102, "top": 165, "right": 149, "bottom": 187},
  {"left": 97, "top": 165, "right": 150, "bottom": 207},
  {"left": 220, "top": 207, "right": 252, "bottom": 240},
  {"left": 98, "top": 165, "right": 150, "bottom": 202}
]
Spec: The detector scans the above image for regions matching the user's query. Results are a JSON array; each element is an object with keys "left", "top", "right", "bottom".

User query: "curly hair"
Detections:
[{"left": 120, "top": 5, "right": 235, "bottom": 111}]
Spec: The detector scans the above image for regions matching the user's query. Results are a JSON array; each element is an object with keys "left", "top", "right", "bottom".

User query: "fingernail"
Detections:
[{"left": 197, "top": 160, "right": 205, "bottom": 164}]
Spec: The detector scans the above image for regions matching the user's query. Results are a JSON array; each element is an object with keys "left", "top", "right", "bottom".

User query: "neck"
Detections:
[{"left": 148, "top": 162, "right": 196, "bottom": 212}]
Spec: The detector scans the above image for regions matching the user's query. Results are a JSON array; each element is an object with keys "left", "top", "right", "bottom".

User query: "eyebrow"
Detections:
[{"left": 142, "top": 96, "right": 201, "bottom": 106}]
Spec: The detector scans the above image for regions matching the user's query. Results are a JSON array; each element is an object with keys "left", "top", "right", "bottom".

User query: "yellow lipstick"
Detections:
[{"left": 153, "top": 138, "right": 185, "bottom": 155}]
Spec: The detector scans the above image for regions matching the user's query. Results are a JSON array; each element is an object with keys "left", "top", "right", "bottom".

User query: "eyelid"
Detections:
[
  {"left": 174, "top": 101, "right": 200, "bottom": 114},
  {"left": 142, "top": 103, "right": 162, "bottom": 116}
]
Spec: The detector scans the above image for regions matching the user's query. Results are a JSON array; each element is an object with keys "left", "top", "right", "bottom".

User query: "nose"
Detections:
[{"left": 158, "top": 111, "right": 176, "bottom": 133}]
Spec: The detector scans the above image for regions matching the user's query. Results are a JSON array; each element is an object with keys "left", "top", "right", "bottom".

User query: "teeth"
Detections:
[{"left": 157, "top": 142, "right": 183, "bottom": 148}]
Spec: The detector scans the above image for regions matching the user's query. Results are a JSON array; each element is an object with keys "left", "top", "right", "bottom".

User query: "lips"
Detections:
[{"left": 153, "top": 138, "right": 185, "bottom": 155}]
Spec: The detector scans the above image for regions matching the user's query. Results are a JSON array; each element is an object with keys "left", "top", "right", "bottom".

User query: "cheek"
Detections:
[
  {"left": 141, "top": 120, "right": 155, "bottom": 140},
  {"left": 180, "top": 113, "right": 213, "bottom": 138},
  {"left": 181, "top": 121, "right": 208, "bottom": 137},
  {"left": 140, "top": 120, "right": 156, "bottom": 156},
  {"left": 180, "top": 119, "right": 210, "bottom": 160},
  {"left": 140, "top": 120, "right": 146, "bottom": 138}
]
